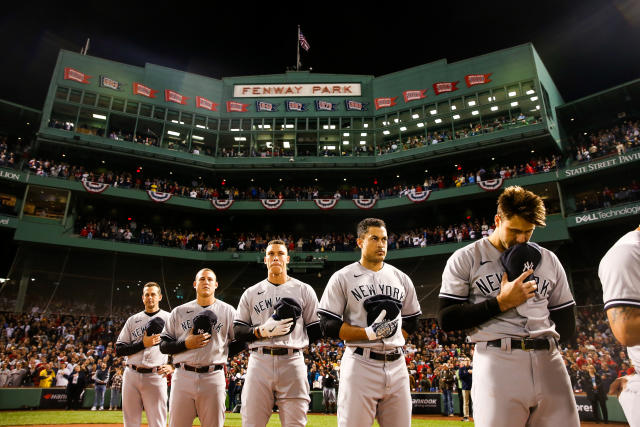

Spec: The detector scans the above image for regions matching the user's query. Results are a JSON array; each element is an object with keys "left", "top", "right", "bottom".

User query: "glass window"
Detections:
[
  {"left": 453, "top": 109, "right": 481, "bottom": 140},
  {"left": 426, "top": 103, "right": 438, "bottom": 117},
  {"left": 363, "top": 117, "right": 373, "bottom": 130},
  {"left": 167, "top": 109, "right": 180, "bottom": 123},
  {"left": 97, "top": 95, "right": 111, "bottom": 109},
  {"left": 219, "top": 120, "right": 229, "bottom": 131},
  {"left": 194, "top": 115, "right": 207, "bottom": 129},
  {"left": 295, "top": 118, "right": 306, "bottom": 130},
  {"left": 139, "top": 104, "right": 153, "bottom": 118},
  {"left": 319, "top": 131, "right": 340, "bottom": 157},
  {"left": 181, "top": 112, "right": 193, "bottom": 126},
  {"left": 191, "top": 131, "right": 216, "bottom": 157},
  {"left": 82, "top": 92, "right": 96, "bottom": 106},
  {"left": 464, "top": 93, "right": 479, "bottom": 109},
  {"left": 153, "top": 107, "right": 165, "bottom": 120},
  {"left": 55, "top": 86, "right": 69, "bottom": 101},
  {"left": 275, "top": 118, "right": 285, "bottom": 131},
  {"left": 77, "top": 108, "right": 107, "bottom": 137},
  {"left": 427, "top": 116, "right": 453, "bottom": 146},
  {"left": 296, "top": 132, "right": 317, "bottom": 156},
  {"left": 307, "top": 118, "right": 317, "bottom": 130},
  {"left": 357, "top": 131, "right": 374, "bottom": 156},
  {"left": 522, "top": 81, "right": 536, "bottom": 96},
  {"left": 22, "top": 186, "right": 68, "bottom": 220},
  {"left": 48, "top": 103, "right": 77, "bottom": 131},
  {"left": 229, "top": 120, "right": 241, "bottom": 132},
  {"left": 492, "top": 88, "right": 506, "bottom": 103},
  {"left": 479, "top": 103, "right": 508, "bottom": 134},
  {"left": 219, "top": 133, "right": 250, "bottom": 157},
  {"left": 341, "top": 117, "right": 352, "bottom": 130},
  {"left": 126, "top": 101, "right": 138, "bottom": 115},
  {"left": 507, "top": 84, "right": 519, "bottom": 99},
  {"left": 450, "top": 97, "right": 463, "bottom": 112},
  {"left": 69, "top": 90, "right": 82, "bottom": 103},
  {"left": 399, "top": 110, "right": 411, "bottom": 124},
  {"left": 107, "top": 113, "right": 136, "bottom": 142},
  {"left": 163, "top": 123, "right": 190, "bottom": 152},
  {"left": 135, "top": 119, "right": 162, "bottom": 147},
  {"left": 207, "top": 118, "right": 218, "bottom": 131},
  {"left": 112, "top": 98, "right": 125, "bottom": 112},
  {"left": 478, "top": 91, "right": 491, "bottom": 106},
  {"left": 241, "top": 118, "right": 251, "bottom": 131}
]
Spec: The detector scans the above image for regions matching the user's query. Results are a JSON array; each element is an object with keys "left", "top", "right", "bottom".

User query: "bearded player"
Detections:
[
  {"left": 438, "top": 186, "right": 579, "bottom": 427},
  {"left": 318, "top": 218, "right": 421, "bottom": 427}
]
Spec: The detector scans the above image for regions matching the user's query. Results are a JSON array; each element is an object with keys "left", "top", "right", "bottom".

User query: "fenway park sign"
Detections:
[{"left": 234, "top": 84, "right": 361, "bottom": 97}]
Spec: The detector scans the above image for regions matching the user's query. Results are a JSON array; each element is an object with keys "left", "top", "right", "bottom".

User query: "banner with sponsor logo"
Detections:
[
  {"left": 562, "top": 150, "right": 640, "bottom": 179},
  {"left": 374, "top": 97, "right": 398, "bottom": 110},
  {"left": 411, "top": 393, "right": 441, "bottom": 414},
  {"left": 345, "top": 100, "right": 367, "bottom": 111},
  {"left": 403, "top": 90, "right": 427, "bottom": 103},
  {"left": 568, "top": 202, "right": 640, "bottom": 227},
  {"left": 234, "top": 83, "right": 361, "bottom": 97},
  {"left": 211, "top": 199, "right": 234, "bottom": 210},
  {"left": 314, "top": 199, "right": 339, "bottom": 210},
  {"left": 574, "top": 395, "right": 596, "bottom": 421},
  {"left": 99, "top": 76, "right": 123, "bottom": 91},
  {"left": 0, "top": 215, "right": 18, "bottom": 229},
  {"left": 81, "top": 181, "right": 110, "bottom": 194},
  {"left": 261, "top": 199, "right": 285, "bottom": 210},
  {"left": 196, "top": 96, "right": 218, "bottom": 111},
  {"left": 432, "top": 81, "right": 459, "bottom": 95},
  {"left": 285, "top": 100, "right": 307, "bottom": 112},
  {"left": 353, "top": 199, "right": 377, "bottom": 209},
  {"left": 165, "top": 90, "right": 189, "bottom": 105},
  {"left": 64, "top": 67, "right": 91, "bottom": 84},
  {"left": 133, "top": 82, "right": 158, "bottom": 98},
  {"left": 0, "top": 169, "right": 22, "bottom": 182},
  {"left": 39, "top": 388, "right": 68, "bottom": 409},
  {"left": 315, "top": 100, "right": 337, "bottom": 112},
  {"left": 465, "top": 73, "right": 492, "bottom": 87},
  {"left": 227, "top": 101, "right": 249, "bottom": 113},
  {"left": 256, "top": 101, "right": 278, "bottom": 112},
  {"left": 147, "top": 191, "right": 173, "bottom": 203}
]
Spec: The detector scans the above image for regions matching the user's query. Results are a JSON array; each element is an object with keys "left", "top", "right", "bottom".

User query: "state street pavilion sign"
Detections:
[{"left": 234, "top": 83, "right": 362, "bottom": 97}]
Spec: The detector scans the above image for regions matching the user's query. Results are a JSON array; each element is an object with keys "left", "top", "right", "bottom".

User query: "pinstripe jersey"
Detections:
[
  {"left": 116, "top": 310, "right": 170, "bottom": 367},
  {"left": 234, "top": 277, "right": 319, "bottom": 349},
  {"left": 318, "top": 262, "right": 422, "bottom": 350},
  {"left": 599, "top": 230, "right": 640, "bottom": 372},
  {"left": 161, "top": 299, "right": 235, "bottom": 366},
  {"left": 439, "top": 237, "right": 575, "bottom": 342}
]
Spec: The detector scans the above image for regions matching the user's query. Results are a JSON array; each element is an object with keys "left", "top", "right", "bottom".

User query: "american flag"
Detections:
[{"left": 299, "top": 31, "right": 310, "bottom": 51}]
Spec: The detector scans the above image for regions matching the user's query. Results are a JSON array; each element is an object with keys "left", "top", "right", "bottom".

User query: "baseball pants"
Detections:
[
  {"left": 241, "top": 350, "right": 310, "bottom": 427},
  {"left": 619, "top": 374, "right": 640, "bottom": 427},
  {"left": 471, "top": 339, "right": 580, "bottom": 427},
  {"left": 122, "top": 367, "right": 167, "bottom": 427},
  {"left": 169, "top": 367, "right": 226, "bottom": 427},
  {"left": 337, "top": 347, "right": 411, "bottom": 427}
]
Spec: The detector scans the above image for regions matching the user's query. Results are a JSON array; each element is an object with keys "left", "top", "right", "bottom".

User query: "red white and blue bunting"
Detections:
[
  {"left": 147, "top": 191, "right": 173, "bottom": 203},
  {"left": 407, "top": 189, "right": 432, "bottom": 203},
  {"left": 81, "top": 181, "right": 109, "bottom": 194},
  {"left": 261, "top": 199, "right": 285, "bottom": 210},
  {"left": 211, "top": 199, "right": 234, "bottom": 210},
  {"left": 353, "top": 199, "right": 377, "bottom": 210},
  {"left": 477, "top": 178, "right": 504, "bottom": 192},
  {"left": 314, "top": 198, "right": 339, "bottom": 210}
]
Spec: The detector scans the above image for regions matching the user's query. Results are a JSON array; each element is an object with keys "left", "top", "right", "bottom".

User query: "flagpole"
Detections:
[{"left": 297, "top": 25, "right": 300, "bottom": 71}]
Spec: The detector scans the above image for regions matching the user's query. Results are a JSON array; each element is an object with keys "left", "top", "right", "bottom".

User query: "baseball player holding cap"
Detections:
[
  {"left": 599, "top": 226, "right": 640, "bottom": 426},
  {"left": 115, "top": 282, "right": 172, "bottom": 427},
  {"left": 318, "top": 218, "right": 422, "bottom": 427},
  {"left": 160, "top": 268, "right": 242, "bottom": 427},
  {"left": 233, "top": 239, "right": 321, "bottom": 427},
  {"left": 438, "top": 186, "right": 579, "bottom": 427}
]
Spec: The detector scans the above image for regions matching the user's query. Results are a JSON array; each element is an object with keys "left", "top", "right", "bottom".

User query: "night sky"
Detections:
[{"left": 1, "top": 1, "right": 639, "bottom": 110}]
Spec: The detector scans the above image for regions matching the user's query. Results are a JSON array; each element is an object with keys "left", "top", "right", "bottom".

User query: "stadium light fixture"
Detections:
[
  {"left": 167, "top": 130, "right": 180, "bottom": 136},
  {"left": 266, "top": 142, "right": 272, "bottom": 148},
  {"left": 530, "top": 96, "right": 538, "bottom": 101},
  {"left": 435, "top": 119, "right": 442, "bottom": 124},
  {"left": 364, "top": 123, "right": 369, "bottom": 128},
  {"left": 510, "top": 102, "right": 518, "bottom": 107},
  {"left": 412, "top": 114, "right": 419, "bottom": 119},
  {"left": 430, "top": 110, "right": 437, "bottom": 115},
  {"left": 394, "top": 118, "right": 400, "bottom": 123},
  {"left": 526, "top": 90, "right": 535, "bottom": 95},
  {"left": 508, "top": 91, "right": 517, "bottom": 97},
  {"left": 196, "top": 124, "right": 205, "bottom": 129},
  {"left": 286, "top": 124, "right": 294, "bottom": 129},
  {"left": 417, "top": 123, "right": 425, "bottom": 128},
  {"left": 468, "top": 101, "right": 476, "bottom": 106},
  {"left": 234, "top": 137, "right": 247, "bottom": 141},
  {"left": 472, "top": 110, "right": 479, "bottom": 116},
  {"left": 383, "top": 130, "right": 390, "bottom": 135},
  {"left": 536, "top": 105, "right": 540, "bottom": 110},
  {"left": 451, "top": 105, "right": 457, "bottom": 111},
  {"left": 283, "top": 141, "right": 290, "bottom": 148},
  {"left": 400, "top": 126, "right": 407, "bottom": 131},
  {"left": 360, "top": 141, "right": 366, "bottom": 145},
  {"left": 192, "top": 135, "right": 204, "bottom": 141},
  {"left": 230, "top": 128, "right": 240, "bottom": 131},
  {"left": 360, "top": 132, "right": 367, "bottom": 137},
  {"left": 343, "top": 132, "right": 350, "bottom": 136},
  {"left": 453, "top": 115, "right": 460, "bottom": 120},
  {"left": 93, "top": 114, "right": 107, "bottom": 120},
  {"left": 491, "top": 157, "right": 495, "bottom": 160},
  {"left": 343, "top": 141, "right": 349, "bottom": 145},
  {"left": 491, "top": 106, "right": 499, "bottom": 111}
]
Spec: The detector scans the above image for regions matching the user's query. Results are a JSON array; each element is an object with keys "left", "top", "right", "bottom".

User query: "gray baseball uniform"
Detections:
[
  {"left": 234, "top": 277, "right": 319, "bottom": 427},
  {"left": 440, "top": 237, "right": 579, "bottom": 427},
  {"left": 116, "top": 310, "right": 170, "bottom": 427},
  {"left": 318, "top": 261, "right": 421, "bottom": 427},
  {"left": 161, "top": 299, "right": 235, "bottom": 427},
  {"left": 599, "top": 229, "right": 640, "bottom": 427}
]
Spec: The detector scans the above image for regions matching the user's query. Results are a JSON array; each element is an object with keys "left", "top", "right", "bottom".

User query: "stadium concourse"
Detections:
[{"left": 0, "top": 38, "right": 639, "bottom": 427}]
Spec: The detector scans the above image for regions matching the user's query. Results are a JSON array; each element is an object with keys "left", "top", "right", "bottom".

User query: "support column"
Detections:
[{"left": 14, "top": 269, "right": 30, "bottom": 313}]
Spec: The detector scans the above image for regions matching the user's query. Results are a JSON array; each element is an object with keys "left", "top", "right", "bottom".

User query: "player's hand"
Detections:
[
  {"left": 143, "top": 332, "right": 162, "bottom": 348},
  {"left": 496, "top": 270, "right": 537, "bottom": 312},
  {"left": 185, "top": 329, "right": 211, "bottom": 349},
  {"left": 258, "top": 317, "right": 294, "bottom": 338},
  {"left": 364, "top": 309, "right": 399, "bottom": 340},
  {"left": 157, "top": 364, "right": 174, "bottom": 377},
  {"left": 609, "top": 376, "right": 629, "bottom": 397}
]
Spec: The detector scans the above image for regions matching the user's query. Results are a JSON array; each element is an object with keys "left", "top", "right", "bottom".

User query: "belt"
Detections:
[
  {"left": 487, "top": 338, "right": 552, "bottom": 351},
  {"left": 127, "top": 364, "right": 156, "bottom": 373},
  {"left": 251, "top": 347, "right": 300, "bottom": 356},
  {"left": 354, "top": 347, "right": 403, "bottom": 362},
  {"left": 175, "top": 363, "right": 224, "bottom": 373}
]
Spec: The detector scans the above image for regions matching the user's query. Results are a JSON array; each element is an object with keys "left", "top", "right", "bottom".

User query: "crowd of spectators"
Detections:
[
  {"left": 575, "top": 179, "right": 640, "bottom": 213},
  {"left": 75, "top": 217, "right": 501, "bottom": 253},
  {"left": 570, "top": 119, "right": 640, "bottom": 162}
]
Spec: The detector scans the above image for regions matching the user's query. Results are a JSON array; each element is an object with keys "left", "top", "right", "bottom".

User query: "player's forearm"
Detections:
[
  {"left": 232, "top": 323, "right": 258, "bottom": 344},
  {"left": 607, "top": 306, "right": 640, "bottom": 346},
  {"left": 115, "top": 341, "right": 145, "bottom": 357},
  {"left": 549, "top": 305, "right": 576, "bottom": 344},
  {"left": 338, "top": 322, "right": 369, "bottom": 341},
  {"left": 159, "top": 337, "right": 188, "bottom": 354},
  {"left": 437, "top": 297, "right": 502, "bottom": 331}
]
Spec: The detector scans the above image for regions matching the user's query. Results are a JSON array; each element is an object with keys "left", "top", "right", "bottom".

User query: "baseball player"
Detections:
[
  {"left": 599, "top": 226, "right": 640, "bottom": 426},
  {"left": 160, "top": 268, "right": 242, "bottom": 427},
  {"left": 233, "top": 239, "right": 321, "bottom": 427},
  {"left": 438, "top": 186, "right": 579, "bottom": 427},
  {"left": 318, "top": 218, "right": 421, "bottom": 427},
  {"left": 115, "top": 282, "right": 172, "bottom": 427}
]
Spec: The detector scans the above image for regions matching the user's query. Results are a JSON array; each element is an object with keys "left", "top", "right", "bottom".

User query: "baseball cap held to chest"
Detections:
[
  {"left": 145, "top": 317, "right": 165, "bottom": 336},
  {"left": 500, "top": 242, "right": 542, "bottom": 282},
  {"left": 192, "top": 310, "right": 217, "bottom": 334}
]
